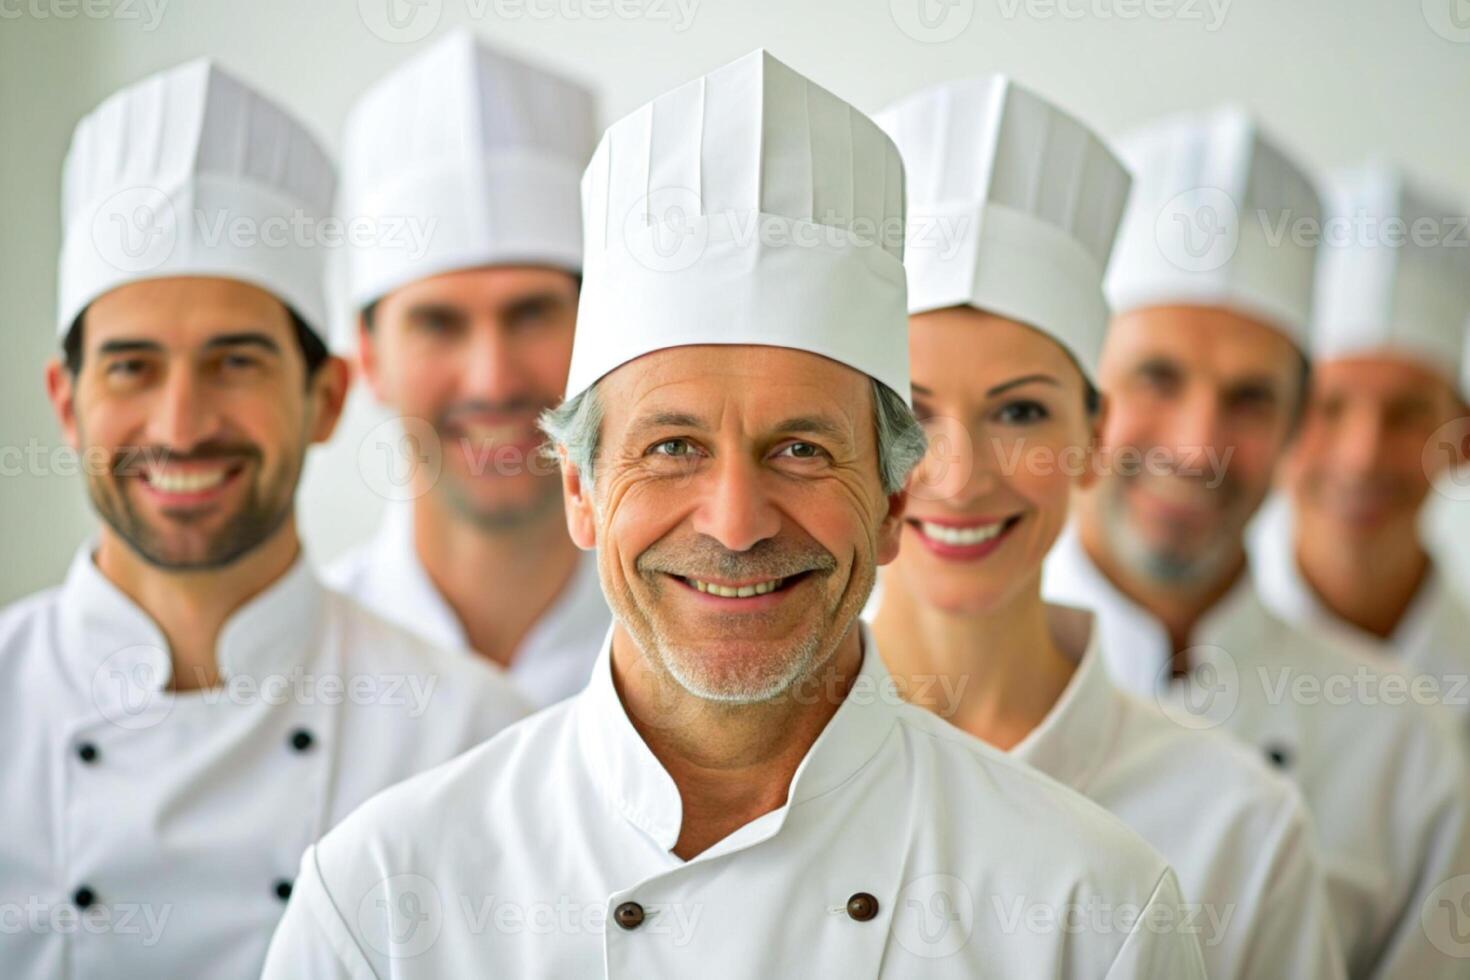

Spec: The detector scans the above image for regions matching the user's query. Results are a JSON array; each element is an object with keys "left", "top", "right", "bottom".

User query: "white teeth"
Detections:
[
  {"left": 919, "top": 520, "right": 1007, "bottom": 546},
  {"left": 689, "top": 577, "right": 785, "bottom": 598},
  {"left": 146, "top": 467, "right": 229, "bottom": 494}
]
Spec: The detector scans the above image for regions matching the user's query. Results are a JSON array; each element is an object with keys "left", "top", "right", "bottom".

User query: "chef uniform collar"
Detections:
[
  {"left": 57, "top": 58, "right": 336, "bottom": 341},
  {"left": 1046, "top": 523, "right": 1270, "bottom": 696},
  {"left": 1104, "top": 106, "right": 1321, "bottom": 353},
  {"left": 56, "top": 543, "right": 326, "bottom": 694},
  {"left": 876, "top": 75, "right": 1132, "bottom": 382},
  {"left": 1011, "top": 605, "right": 1118, "bottom": 792},
  {"left": 566, "top": 48, "right": 910, "bottom": 403},
  {"left": 1312, "top": 163, "right": 1470, "bottom": 400},
  {"left": 574, "top": 622, "right": 901, "bottom": 858}
]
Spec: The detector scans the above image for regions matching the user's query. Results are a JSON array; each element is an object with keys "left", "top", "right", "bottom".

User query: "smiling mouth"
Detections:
[
  {"left": 139, "top": 462, "right": 246, "bottom": 494},
  {"left": 671, "top": 571, "right": 811, "bottom": 598}
]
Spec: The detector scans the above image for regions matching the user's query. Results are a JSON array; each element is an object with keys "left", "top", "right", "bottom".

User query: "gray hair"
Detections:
[{"left": 539, "top": 377, "right": 926, "bottom": 495}]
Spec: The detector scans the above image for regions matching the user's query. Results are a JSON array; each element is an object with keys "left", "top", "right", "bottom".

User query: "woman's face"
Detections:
[{"left": 893, "top": 307, "right": 1101, "bottom": 617}]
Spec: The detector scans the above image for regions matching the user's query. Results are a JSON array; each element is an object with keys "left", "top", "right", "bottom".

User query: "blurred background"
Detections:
[{"left": 2, "top": 0, "right": 1468, "bottom": 602}]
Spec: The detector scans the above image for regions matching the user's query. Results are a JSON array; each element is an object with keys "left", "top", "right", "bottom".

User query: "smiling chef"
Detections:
[
  {"left": 0, "top": 59, "right": 528, "bottom": 980},
  {"left": 261, "top": 50, "right": 1208, "bottom": 978},
  {"left": 1042, "top": 109, "right": 1470, "bottom": 978},
  {"left": 326, "top": 31, "right": 611, "bottom": 709},
  {"left": 1251, "top": 164, "right": 1470, "bottom": 741}
]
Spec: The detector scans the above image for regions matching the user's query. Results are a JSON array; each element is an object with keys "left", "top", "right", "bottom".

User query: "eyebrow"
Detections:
[
  {"left": 95, "top": 333, "right": 282, "bottom": 356},
  {"left": 912, "top": 374, "right": 1061, "bottom": 399},
  {"left": 625, "top": 411, "right": 851, "bottom": 443}
]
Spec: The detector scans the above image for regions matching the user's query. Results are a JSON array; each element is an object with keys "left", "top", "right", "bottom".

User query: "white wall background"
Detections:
[{"left": 2, "top": 0, "right": 1468, "bottom": 603}]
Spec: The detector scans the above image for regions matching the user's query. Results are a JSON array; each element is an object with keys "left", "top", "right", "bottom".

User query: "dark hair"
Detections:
[
  {"left": 1083, "top": 376, "right": 1101, "bottom": 416},
  {"left": 63, "top": 305, "right": 329, "bottom": 383}
]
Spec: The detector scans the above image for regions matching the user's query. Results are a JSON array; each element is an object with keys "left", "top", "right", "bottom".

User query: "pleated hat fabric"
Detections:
[
  {"left": 1105, "top": 106, "right": 1321, "bottom": 350},
  {"left": 877, "top": 75, "right": 1131, "bottom": 381},
  {"left": 58, "top": 58, "right": 335, "bottom": 339},
  {"left": 567, "top": 49, "right": 911, "bottom": 403},
  {"left": 340, "top": 29, "right": 596, "bottom": 311},
  {"left": 1312, "top": 163, "right": 1470, "bottom": 397}
]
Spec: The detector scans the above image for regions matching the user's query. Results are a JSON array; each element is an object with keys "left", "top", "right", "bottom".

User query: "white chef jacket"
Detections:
[
  {"left": 325, "top": 503, "right": 609, "bottom": 708},
  {"left": 261, "top": 623, "right": 1209, "bottom": 978},
  {"left": 1251, "top": 496, "right": 1470, "bottom": 740},
  {"left": 1044, "top": 525, "right": 1470, "bottom": 979},
  {"left": 1011, "top": 606, "right": 1344, "bottom": 980},
  {"left": 0, "top": 545, "right": 530, "bottom": 980}
]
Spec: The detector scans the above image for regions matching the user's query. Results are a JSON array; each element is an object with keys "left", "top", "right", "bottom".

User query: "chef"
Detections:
[
  {"left": 872, "top": 78, "right": 1343, "bottom": 979},
  {"left": 1042, "top": 108, "right": 1470, "bottom": 978},
  {"left": 1251, "top": 164, "right": 1470, "bottom": 739},
  {"left": 262, "top": 50, "right": 1209, "bottom": 978},
  {"left": 0, "top": 60, "right": 528, "bottom": 980},
  {"left": 325, "top": 30, "right": 610, "bottom": 708}
]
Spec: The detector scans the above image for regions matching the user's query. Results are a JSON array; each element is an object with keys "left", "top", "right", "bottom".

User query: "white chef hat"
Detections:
[
  {"left": 567, "top": 49, "right": 910, "bottom": 403},
  {"left": 340, "top": 30, "right": 596, "bottom": 314},
  {"left": 876, "top": 75, "right": 1131, "bottom": 381},
  {"left": 58, "top": 59, "right": 335, "bottom": 340},
  {"left": 1105, "top": 107, "right": 1321, "bottom": 351},
  {"left": 1312, "top": 163, "right": 1470, "bottom": 399}
]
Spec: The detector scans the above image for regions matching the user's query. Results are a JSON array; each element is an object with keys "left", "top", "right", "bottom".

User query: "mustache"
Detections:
[
  {"left": 437, "top": 397, "right": 554, "bottom": 430},
  {"left": 109, "top": 443, "right": 261, "bottom": 476},
  {"left": 637, "top": 535, "right": 838, "bottom": 582}
]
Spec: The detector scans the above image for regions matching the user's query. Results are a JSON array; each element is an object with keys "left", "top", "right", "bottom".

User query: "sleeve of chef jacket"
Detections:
[
  {"left": 260, "top": 844, "right": 371, "bottom": 980},
  {"left": 1365, "top": 719, "right": 1470, "bottom": 980},
  {"left": 1237, "top": 787, "right": 1346, "bottom": 980},
  {"left": 1103, "top": 868, "right": 1209, "bottom": 979}
]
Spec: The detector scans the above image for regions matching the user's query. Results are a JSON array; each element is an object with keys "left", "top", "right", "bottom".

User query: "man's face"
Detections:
[
  {"left": 1282, "top": 354, "right": 1465, "bottom": 542},
  {"left": 565, "top": 345, "right": 904, "bottom": 704},
  {"left": 1092, "top": 305, "right": 1303, "bottom": 585},
  {"left": 362, "top": 266, "right": 578, "bottom": 531},
  {"left": 47, "top": 276, "right": 346, "bottom": 569}
]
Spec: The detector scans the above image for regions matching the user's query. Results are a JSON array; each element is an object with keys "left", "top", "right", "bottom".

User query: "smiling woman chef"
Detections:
[{"left": 0, "top": 59, "right": 528, "bottom": 980}]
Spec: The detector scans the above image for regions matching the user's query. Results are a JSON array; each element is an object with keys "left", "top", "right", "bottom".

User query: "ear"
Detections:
[
  {"left": 1076, "top": 390, "right": 1110, "bottom": 492},
  {"left": 45, "top": 357, "right": 81, "bottom": 451},
  {"left": 356, "top": 313, "right": 389, "bottom": 403},
  {"left": 560, "top": 448, "right": 598, "bottom": 550},
  {"left": 875, "top": 487, "right": 909, "bottom": 565},
  {"left": 307, "top": 356, "right": 352, "bottom": 444}
]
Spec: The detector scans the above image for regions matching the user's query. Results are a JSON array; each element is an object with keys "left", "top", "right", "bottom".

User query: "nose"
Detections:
[
  {"left": 1333, "top": 406, "right": 1387, "bottom": 477},
  {"left": 461, "top": 322, "right": 522, "bottom": 403},
  {"left": 690, "top": 452, "right": 782, "bottom": 553},
  {"left": 144, "top": 363, "right": 221, "bottom": 452},
  {"left": 1161, "top": 389, "right": 1226, "bottom": 475}
]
